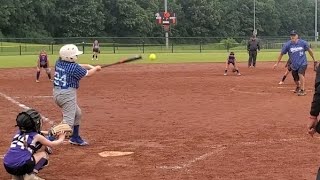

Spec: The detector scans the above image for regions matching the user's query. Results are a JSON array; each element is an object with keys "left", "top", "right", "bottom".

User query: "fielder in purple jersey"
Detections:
[
  {"left": 36, "top": 50, "right": 52, "bottom": 83},
  {"left": 274, "top": 30, "right": 316, "bottom": 96},
  {"left": 224, "top": 52, "right": 241, "bottom": 76},
  {"left": 3, "top": 109, "right": 65, "bottom": 179},
  {"left": 92, "top": 40, "right": 100, "bottom": 60},
  {"left": 53, "top": 44, "right": 101, "bottom": 146}
]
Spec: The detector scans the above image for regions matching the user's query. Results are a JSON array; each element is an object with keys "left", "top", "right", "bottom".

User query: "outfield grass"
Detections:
[{"left": 0, "top": 51, "right": 319, "bottom": 68}]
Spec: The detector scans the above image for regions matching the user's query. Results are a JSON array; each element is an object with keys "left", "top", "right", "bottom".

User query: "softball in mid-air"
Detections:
[{"left": 149, "top": 53, "right": 157, "bottom": 61}]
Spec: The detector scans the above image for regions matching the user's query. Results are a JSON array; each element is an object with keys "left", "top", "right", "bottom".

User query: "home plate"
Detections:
[{"left": 98, "top": 151, "right": 134, "bottom": 157}]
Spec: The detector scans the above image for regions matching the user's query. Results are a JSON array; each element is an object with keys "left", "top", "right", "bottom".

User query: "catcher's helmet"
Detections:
[
  {"left": 16, "top": 109, "right": 42, "bottom": 133},
  {"left": 59, "top": 44, "right": 83, "bottom": 62}
]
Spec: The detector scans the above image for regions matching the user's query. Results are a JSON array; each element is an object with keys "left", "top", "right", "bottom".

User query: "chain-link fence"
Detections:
[{"left": 0, "top": 36, "right": 317, "bottom": 55}]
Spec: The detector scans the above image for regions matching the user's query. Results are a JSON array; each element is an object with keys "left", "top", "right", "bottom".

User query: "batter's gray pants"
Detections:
[{"left": 53, "top": 87, "right": 82, "bottom": 127}]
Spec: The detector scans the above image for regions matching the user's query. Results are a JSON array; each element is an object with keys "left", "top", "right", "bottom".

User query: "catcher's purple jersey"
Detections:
[
  {"left": 53, "top": 59, "right": 88, "bottom": 89},
  {"left": 3, "top": 131, "right": 37, "bottom": 168}
]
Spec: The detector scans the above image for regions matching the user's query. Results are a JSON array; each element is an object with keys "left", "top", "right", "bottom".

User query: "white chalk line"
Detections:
[
  {"left": 14, "top": 96, "right": 53, "bottom": 99},
  {"left": 230, "top": 87, "right": 270, "bottom": 95},
  {"left": 230, "top": 86, "right": 313, "bottom": 95},
  {"left": 157, "top": 137, "right": 308, "bottom": 170},
  {"left": 0, "top": 92, "right": 54, "bottom": 125}
]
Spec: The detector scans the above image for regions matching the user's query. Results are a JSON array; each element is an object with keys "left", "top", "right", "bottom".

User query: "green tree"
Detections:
[
  {"left": 177, "top": 0, "right": 222, "bottom": 37},
  {"left": 54, "top": 0, "right": 105, "bottom": 37}
]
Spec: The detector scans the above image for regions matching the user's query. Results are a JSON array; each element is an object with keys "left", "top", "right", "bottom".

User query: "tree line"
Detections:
[{"left": 0, "top": 0, "right": 318, "bottom": 38}]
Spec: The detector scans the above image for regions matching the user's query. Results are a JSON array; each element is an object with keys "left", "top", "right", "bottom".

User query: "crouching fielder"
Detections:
[
  {"left": 224, "top": 52, "right": 241, "bottom": 76},
  {"left": 53, "top": 44, "right": 101, "bottom": 146},
  {"left": 36, "top": 50, "right": 52, "bottom": 83},
  {"left": 3, "top": 109, "right": 65, "bottom": 180}
]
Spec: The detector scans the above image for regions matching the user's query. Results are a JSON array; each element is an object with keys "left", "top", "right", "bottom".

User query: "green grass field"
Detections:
[
  {"left": 0, "top": 41, "right": 319, "bottom": 68},
  {"left": 0, "top": 51, "right": 319, "bottom": 68}
]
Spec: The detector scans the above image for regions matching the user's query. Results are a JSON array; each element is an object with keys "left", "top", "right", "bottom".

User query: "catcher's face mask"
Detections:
[{"left": 16, "top": 109, "right": 42, "bottom": 133}]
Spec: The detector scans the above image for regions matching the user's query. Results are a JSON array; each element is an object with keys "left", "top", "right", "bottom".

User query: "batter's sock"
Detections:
[
  {"left": 236, "top": 70, "right": 239, "bottom": 73},
  {"left": 72, "top": 125, "right": 79, "bottom": 138},
  {"left": 281, "top": 75, "right": 287, "bottom": 82},
  {"left": 224, "top": 70, "right": 227, "bottom": 73},
  {"left": 92, "top": 55, "right": 95, "bottom": 58},
  {"left": 36, "top": 71, "right": 40, "bottom": 80},
  {"left": 95, "top": 55, "right": 98, "bottom": 59},
  {"left": 47, "top": 73, "right": 52, "bottom": 80}
]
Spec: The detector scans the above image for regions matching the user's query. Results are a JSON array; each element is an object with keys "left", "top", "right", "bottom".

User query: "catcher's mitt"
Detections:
[{"left": 49, "top": 123, "right": 73, "bottom": 137}]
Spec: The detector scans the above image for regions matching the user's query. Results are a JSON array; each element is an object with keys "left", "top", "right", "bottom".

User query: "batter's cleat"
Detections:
[
  {"left": 45, "top": 146, "right": 53, "bottom": 155},
  {"left": 278, "top": 81, "right": 284, "bottom": 85},
  {"left": 224, "top": 73, "right": 227, "bottom": 76},
  {"left": 36, "top": 80, "right": 40, "bottom": 83},
  {"left": 46, "top": 135, "right": 56, "bottom": 141},
  {"left": 297, "top": 90, "right": 307, "bottom": 96},
  {"left": 293, "top": 87, "right": 300, "bottom": 93},
  {"left": 237, "top": 73, "right": 241, "bottom": 76},
  {"left": 96, "top": 58, "right": 98, "bottom": 61},
  {"left": 69, "top": 136, "right": 89, "bottom": 146}
]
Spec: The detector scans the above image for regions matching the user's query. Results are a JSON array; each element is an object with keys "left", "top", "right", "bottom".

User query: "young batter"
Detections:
[
  {"left": 3, "top": 109, "right": 65, "bottom": 180},
  {"left": 53, "top": 44, "right": 101, "bottom": 146},
  {"left": 36, "top": 50, "right": 52, "bottom": 83}
]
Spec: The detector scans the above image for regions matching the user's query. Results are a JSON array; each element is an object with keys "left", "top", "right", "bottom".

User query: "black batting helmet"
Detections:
[{"left": 16, "top": 109, "right": 42, "bottom": 133}]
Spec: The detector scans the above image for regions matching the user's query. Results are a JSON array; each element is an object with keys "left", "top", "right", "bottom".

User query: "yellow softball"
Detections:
[{"left": 149, "top": 53, "right": 157, "bottom": 61}]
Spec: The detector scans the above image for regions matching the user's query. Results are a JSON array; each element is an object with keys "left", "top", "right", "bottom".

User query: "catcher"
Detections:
[
  {"left": 3, "top": 109, "right": 66, "bottom": 180},
  {"left": 308, "top": 61, "right": 320, "bottom": 136},
  {"left": 224, "top": 52, "right": 241, "bottom": 76}
]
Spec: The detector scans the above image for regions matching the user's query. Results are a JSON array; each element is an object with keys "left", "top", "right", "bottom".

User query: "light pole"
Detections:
[
  {"left": 253, "top": 0, "right": 256, "bottom": 36},
  {"left": 315, "top": 0, "right": 318, "bottom": 48},
  {"left": 164, "top": 0, "right": 169, "bottom": 49}
]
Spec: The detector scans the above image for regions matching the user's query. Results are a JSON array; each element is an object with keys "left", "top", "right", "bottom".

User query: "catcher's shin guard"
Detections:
[{"left": 33, "top": 158, "right": 49, "bottom": 174}]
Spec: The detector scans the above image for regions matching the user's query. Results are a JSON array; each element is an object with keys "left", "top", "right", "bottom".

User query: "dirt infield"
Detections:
[{"left": 1, "top": 62, "right": 320, "bottom": 180}]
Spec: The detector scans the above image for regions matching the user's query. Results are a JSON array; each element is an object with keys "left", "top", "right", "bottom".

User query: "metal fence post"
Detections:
[
  {"left": 82, "top": 42, "right": 85, "bottom": 54},
  {"left": 51, "top": 42, "right": 54, "bottom": 55},
  {"left": 113, "top": 40, "right": 116, "bottom": 54},
  {"left": 200, "top": 40, "right": 202, "bottom": 53},
  {"left": 142, "top": 40, "right": 145, "bottom": 54},
  {"left": 171, "top": 42, "right": 174, "bottom": 53},
  {"left": 19, "top": 45, "right": 22, "bottom": 55}
]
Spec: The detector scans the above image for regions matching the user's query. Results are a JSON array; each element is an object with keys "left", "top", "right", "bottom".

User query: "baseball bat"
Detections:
[{"left": 101, "top": 55, "right": 142, "bottom": 68}]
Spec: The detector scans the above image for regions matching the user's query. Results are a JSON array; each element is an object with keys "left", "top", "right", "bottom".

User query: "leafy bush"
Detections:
[{"left": 220, "top": 38, "right": 239, "bottom": 51}]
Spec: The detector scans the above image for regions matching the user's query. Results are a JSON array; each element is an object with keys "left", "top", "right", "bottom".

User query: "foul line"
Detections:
[
  {"left": 0, "top": 92, "right": 54, "bottom": 125},
  {"left": 230, "top": 87, "right": 270, "bottom": 95},
  {"left": 14, "top": 96, "right": 53, "bottom": 99},
  {"left": 157, "top": 137, "right": 307, "bottom": 170}
]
